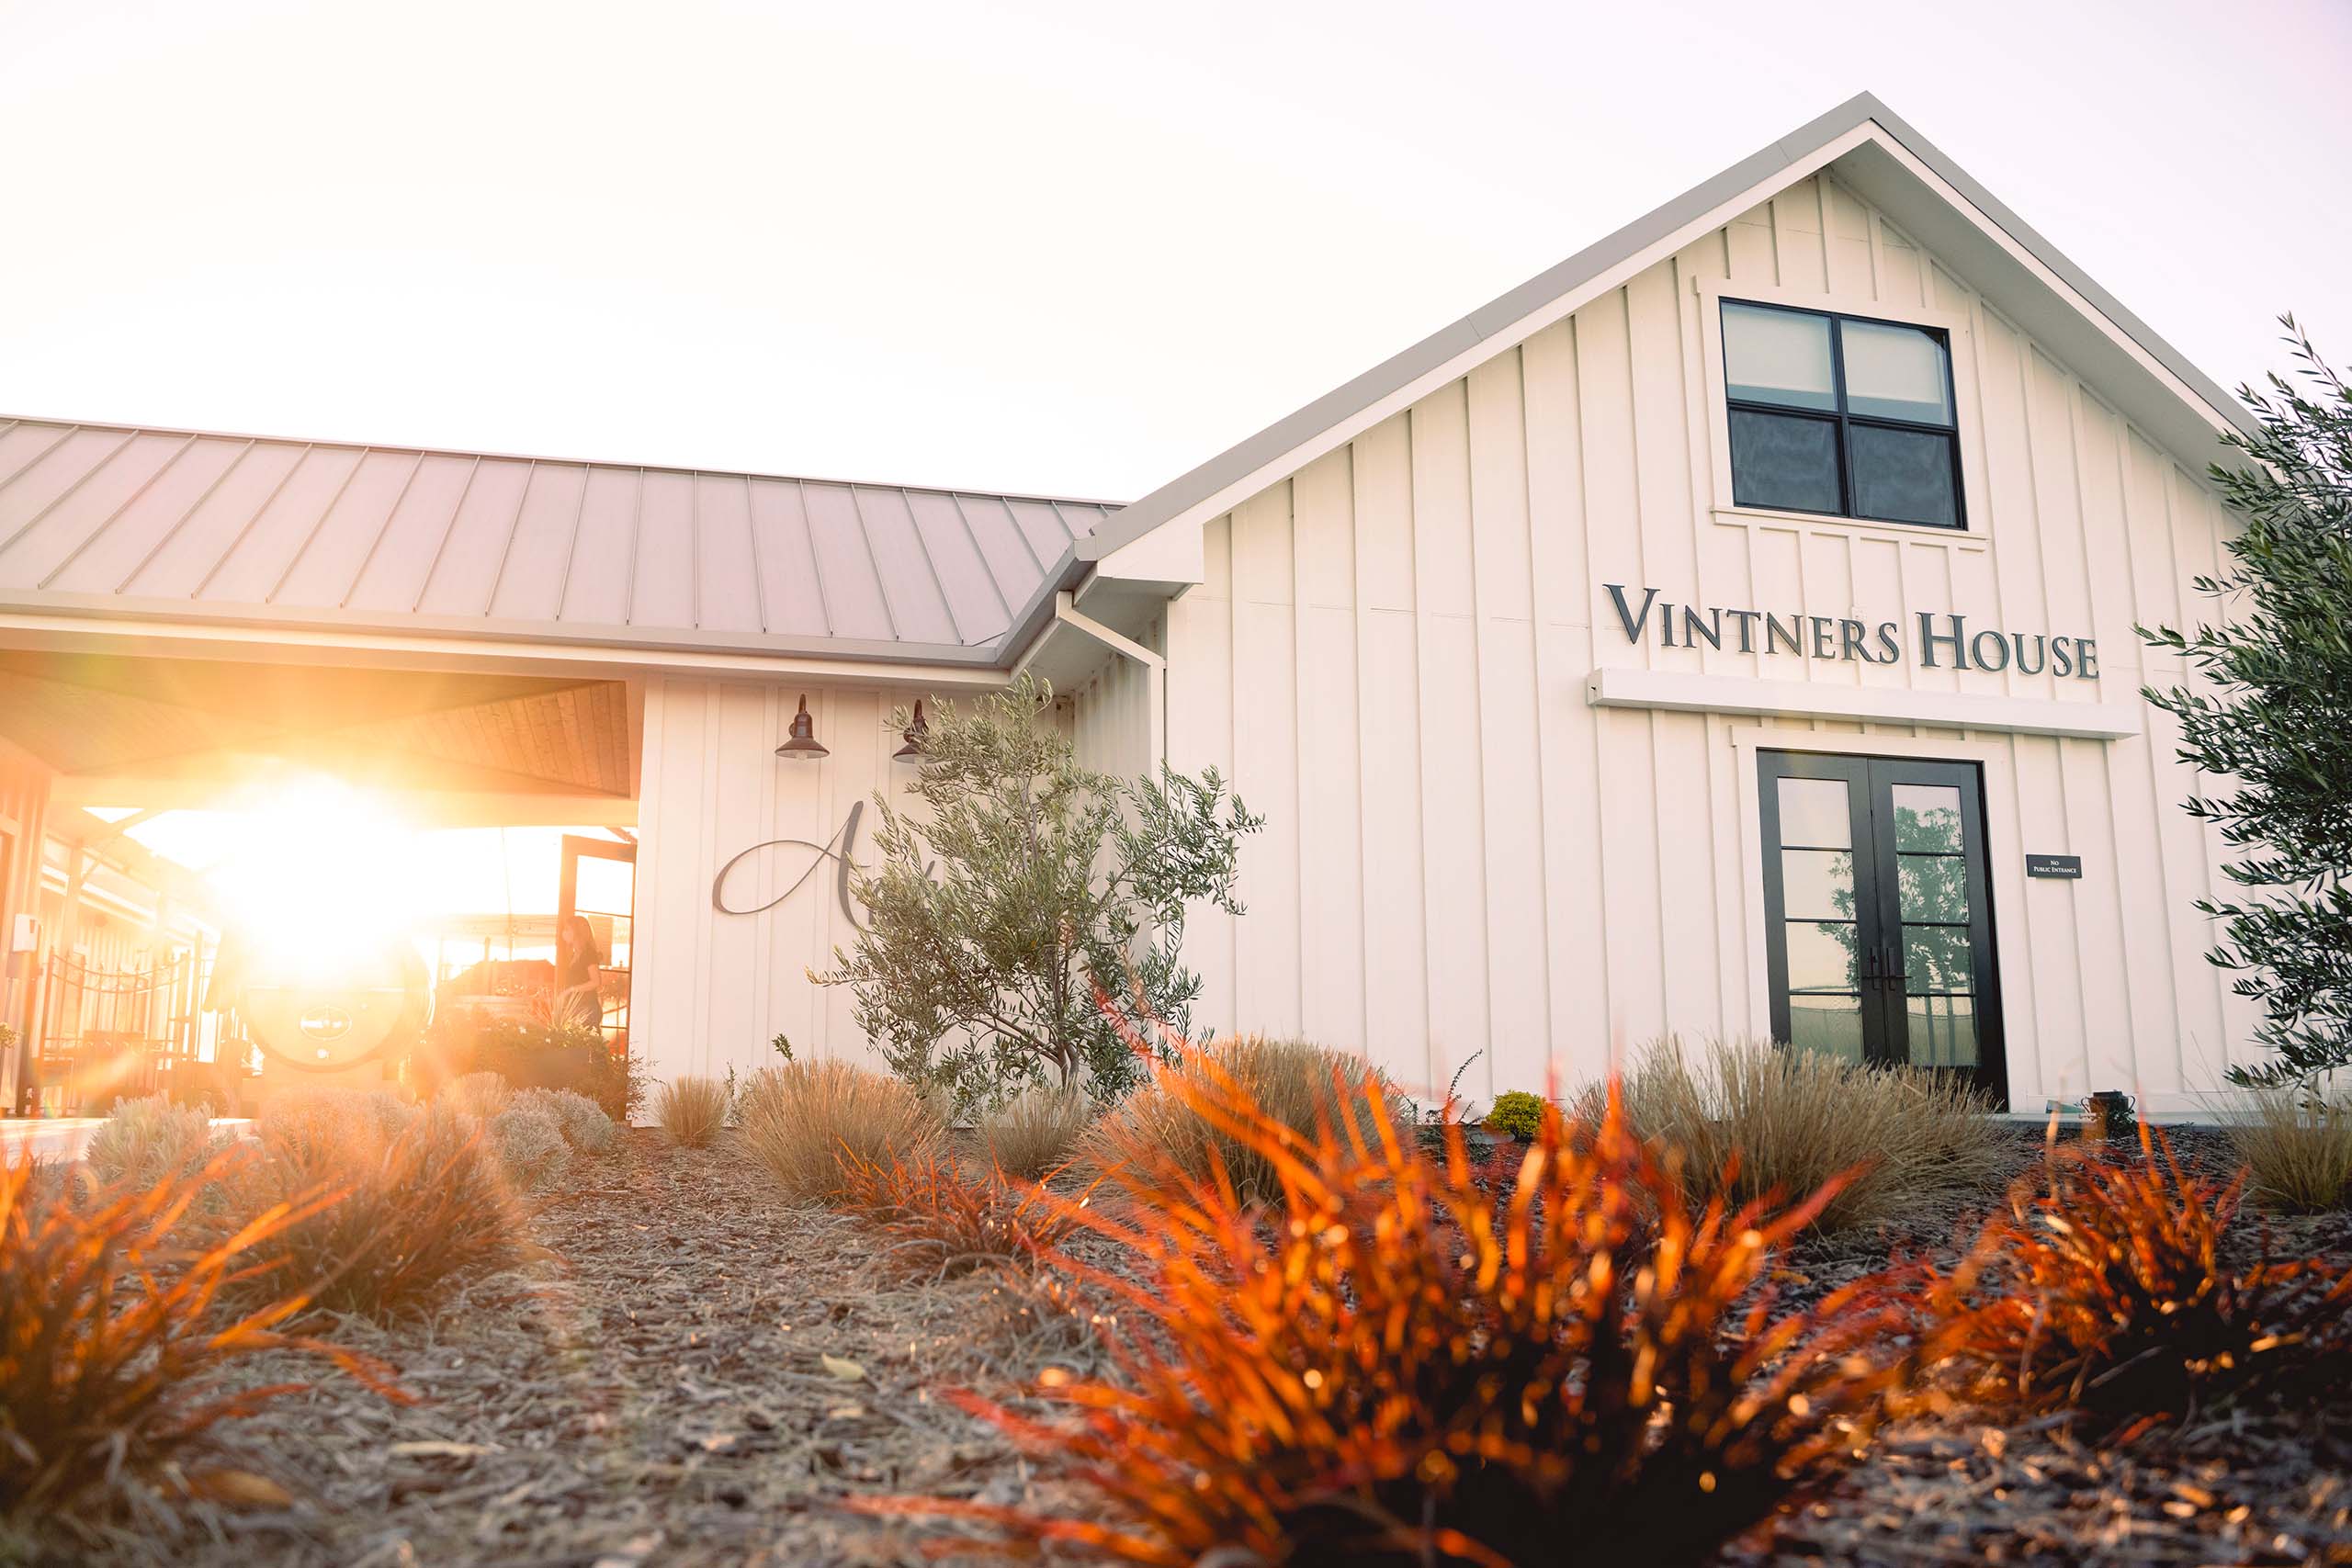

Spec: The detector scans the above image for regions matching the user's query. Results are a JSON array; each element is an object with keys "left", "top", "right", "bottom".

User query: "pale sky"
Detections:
[{"left": 4, "top": 0, "right": 2346, "bottom": 502}]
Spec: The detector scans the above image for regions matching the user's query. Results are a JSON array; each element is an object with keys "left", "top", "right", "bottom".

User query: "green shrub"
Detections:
[
  {"left": 815, "top": 673, "right": 1261, "bottom": 1113},
  {"left": 426, "top": 1015, "right": 645, "bottom": 1122},
  {"left": 82, "top": 1095, "right": 218, "bottom": 1190},
  {"left": 1483, "top": 1089, "right": 1547, "bottom": 1140}
]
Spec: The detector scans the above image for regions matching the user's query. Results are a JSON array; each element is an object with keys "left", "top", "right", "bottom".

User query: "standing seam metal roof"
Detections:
[{"left": 0, "top": 415, "right": 1118, "bottom": 662}]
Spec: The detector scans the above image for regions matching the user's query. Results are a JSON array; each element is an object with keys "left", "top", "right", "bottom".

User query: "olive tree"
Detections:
[
  {"left": 2140, "top": 318, "right": 2352, "bottom": 1089},
  {"left": 817, "top": 674, "right": 1261, "bottom": 1112}
]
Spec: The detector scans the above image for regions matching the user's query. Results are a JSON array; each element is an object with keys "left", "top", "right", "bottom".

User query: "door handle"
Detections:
[
  {"left": 1881, "top": 945, "right": 1906, "bottom": 995},
  {"left": 1859, "top": 945, "right": 1880, "bottom": 990}
]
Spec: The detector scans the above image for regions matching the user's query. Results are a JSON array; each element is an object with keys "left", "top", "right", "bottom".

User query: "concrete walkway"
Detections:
[{"left": 2, "top": 1117, "right": 254, "bottom": 1163}]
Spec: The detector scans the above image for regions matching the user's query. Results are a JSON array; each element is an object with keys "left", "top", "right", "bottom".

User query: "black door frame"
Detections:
[{"left": 1758, "top": 750, "right": 2007, "bottom": 1106}]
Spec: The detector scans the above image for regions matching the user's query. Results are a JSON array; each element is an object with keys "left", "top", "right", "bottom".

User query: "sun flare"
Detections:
[{"left": 206, "top": 777, "right": 428, "bottom": 984}]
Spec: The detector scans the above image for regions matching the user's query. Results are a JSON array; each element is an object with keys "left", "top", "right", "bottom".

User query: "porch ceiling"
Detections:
[{"left": 0, "top": 651, "right": 633, "bottom": 804}]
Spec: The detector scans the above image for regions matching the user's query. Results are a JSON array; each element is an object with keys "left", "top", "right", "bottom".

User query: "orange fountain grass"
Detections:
[
  {"left": 863, "top": 1016, "right": 1913, "bottom": 1568},
  {"left": 1912, "top": 1122, "right": 2352, "bottom": 1435}
]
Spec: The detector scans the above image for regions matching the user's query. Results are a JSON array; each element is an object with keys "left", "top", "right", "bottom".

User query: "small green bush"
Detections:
[{"left": 1483, "top": 1090, "right": 1547, "bottom": 1141}]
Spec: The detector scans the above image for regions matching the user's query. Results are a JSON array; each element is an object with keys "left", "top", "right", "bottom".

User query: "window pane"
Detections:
[
  {"left": 1842, "top": 320, "right": 1952, "bottom": 423},
  {"left": 1786, "top": 920, "right": 1861, "bottom": 991},
  {"left": 1891, "top": 784, "right": 1964, "bottom": 852},
  {"left": 1898, "top": 854, "right": 1970, "bottom": 923},
  {"left": 1730, "top": 410, "right": 1841, "bottom": 513},
  {"left": 1897, "top": 924, "right": 1973, "bottom": 994},
  {"left": 1849, "top": 424, "right": 1959, "bottom": 527},
  {"left": 1905, "top": 993, "right": 1978, "bottom": 1068},
  {"left": 1781, "top": 848, "right": 1856, "bottom": 920},
  {"left": 1776, "top": 776, "right": 1852, "bottom": 849},
  {"left": 1789, "top": 994, "right": 1865, "bottom": 1064},
  {"left": 575, "top": 854, "right": 635, "bottom": 917},
  {"left": 1724, "top": 303, "right": 1837, "bottom": 411}
]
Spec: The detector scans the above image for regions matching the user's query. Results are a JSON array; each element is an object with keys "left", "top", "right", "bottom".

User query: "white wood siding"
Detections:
[
  {"left": 1151, "top": 173, "right": 2249, "bottom": 1111},
  {"left": 633, "top": 679, "right": 933, "bottom": 1089}
]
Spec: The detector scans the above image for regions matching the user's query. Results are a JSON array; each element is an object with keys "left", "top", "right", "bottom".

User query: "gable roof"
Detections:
[
  {"left": 1080, "top": 92, "right": 2257, "bottom": 581},
  {"left": 0, "top": 414, "right": 1118, "bottom": 667}
]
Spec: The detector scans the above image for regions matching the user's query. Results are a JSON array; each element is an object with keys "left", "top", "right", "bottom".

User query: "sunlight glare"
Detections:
[{"left": 207, "top": 777, "right": 429, "bottom": 984}]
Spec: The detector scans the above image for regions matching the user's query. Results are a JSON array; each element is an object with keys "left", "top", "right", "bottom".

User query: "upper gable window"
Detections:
[{"left": 1722, "top": 300, "right": 1962, "bottom": 530}]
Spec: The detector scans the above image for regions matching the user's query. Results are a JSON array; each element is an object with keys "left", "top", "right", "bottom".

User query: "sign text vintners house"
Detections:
[{"left": 1604, "top": 585, "right": 2101, "bottom": 679}]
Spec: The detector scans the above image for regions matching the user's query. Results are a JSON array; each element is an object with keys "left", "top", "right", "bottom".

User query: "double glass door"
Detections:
[{"left": 1758, "top": 751, "right": 2005, "bottom": 1102}]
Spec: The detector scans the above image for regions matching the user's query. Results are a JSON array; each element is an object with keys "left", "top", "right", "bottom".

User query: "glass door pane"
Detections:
[
  {"left": 1760, "top": 755, "right": 1886, "bottom": 1066},
  {"left": 1760, "top": 752, "right": 2007, "bottom": 1104},
  {"left": 1866, "top": 762, "right": 2003, "bottom": 1102}
]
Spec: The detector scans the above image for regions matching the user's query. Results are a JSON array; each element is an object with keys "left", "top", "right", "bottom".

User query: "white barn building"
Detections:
[{"left": 0, "top": 96, "right": 2266, "bottom": 1115}]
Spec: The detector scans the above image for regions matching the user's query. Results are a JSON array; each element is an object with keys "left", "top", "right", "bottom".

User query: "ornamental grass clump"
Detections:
[
  {"left": 438, "top": 1070, "right": 513, "bottom": 1120},
  {"left": 1079, "top": 1034, "right": 1389, "bottom": 1203},
  {"left": 1612, "top": 1038, "right": 2007, "bottom": 1233},
  {"left": 0, "top": 1147, "right": 401, "bottom": 1516},
  {"left": 217, "top": 1096, "right": 517, "bottom": 1321},
  {"left": 872, "top": 1025, "right": 1909, "bottom": 1567},
  {"left": 736, "top": 1060, "right": 941, "bottom": 1203},
  {"left": 511, "top": 1086, "right": 619, "bottom": 1155},
  {"left": 490, "top": 1103, "right": 572, "bottom": 1196},
  {"left": 653, "top": 1076, "right": 730, "bottom": 1148},
  {"left": 1914, "top": 1126, "right": 2352, "bottom": 1430},
  {"left": 979, "top": 1083, "right": 1095, "bottom": 1179},
  {"left": 2222, "top": 1086, "right": 2352, "bottom": 1213},
  {"left": 83, "top": 1094, "right": 220, "bottom": 1191},
  {"left": 837, "top": 1149, "right": 1093, "bottom": 1280}
]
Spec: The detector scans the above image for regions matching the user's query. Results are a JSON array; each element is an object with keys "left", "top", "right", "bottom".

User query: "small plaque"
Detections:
[{"left": 2027, "top": 853, "right": 2083, "bottom": 879}]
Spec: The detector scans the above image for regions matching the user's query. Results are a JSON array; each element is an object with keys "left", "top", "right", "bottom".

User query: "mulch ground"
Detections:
[
  {"left": 49, "top": 1132, "right": 1092, "bottom": 1568},
  {"left": 42, "top": 1123, "right": 2352, "bottom": 1566}
]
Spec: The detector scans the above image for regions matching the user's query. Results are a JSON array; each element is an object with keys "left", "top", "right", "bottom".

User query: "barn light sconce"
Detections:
[
  {"left": 775, "top": 694, "right": 829, "bottom": 761},
  {"left": 893, "top": 700, "right": 929, "bottom": 761}
]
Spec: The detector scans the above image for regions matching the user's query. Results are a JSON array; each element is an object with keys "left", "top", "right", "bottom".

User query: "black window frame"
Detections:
[{"left": 1722, "top": 299, "right": 1967, "bottom": 531}]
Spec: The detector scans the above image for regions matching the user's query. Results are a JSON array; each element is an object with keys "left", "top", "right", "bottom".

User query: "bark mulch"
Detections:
[
  {"left": 50, "top": 1131, "right": 1087, "bottom": 1568},
  {"left": 42, "top": 1121, "right": 2352, "bottom": 1566}
]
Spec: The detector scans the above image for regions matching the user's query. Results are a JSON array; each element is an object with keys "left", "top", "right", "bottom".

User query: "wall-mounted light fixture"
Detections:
[
  {"left": 775, "top": 694, "right": 829, "bottom": 761},
  {"left": 893, "top": 700, "right": 929, "bottom": 761}
]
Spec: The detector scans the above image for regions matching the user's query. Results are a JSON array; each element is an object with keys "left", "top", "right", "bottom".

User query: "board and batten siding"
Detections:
[
  {"left": 633, "top": 678, "right": 937, "bottom": 1085},
  {"left": 1130, "top": 172, "right": 2253, "bottom": 1111}
]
